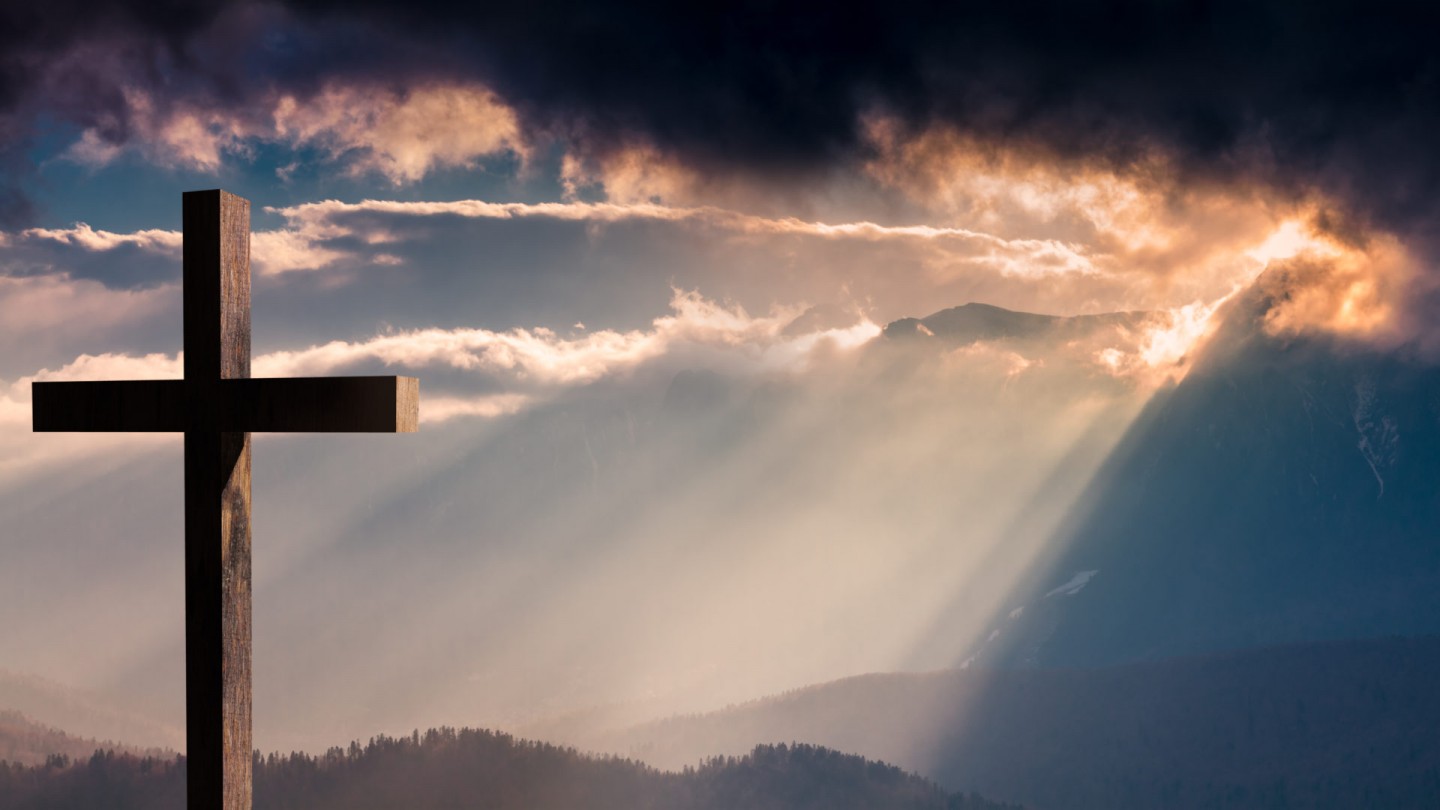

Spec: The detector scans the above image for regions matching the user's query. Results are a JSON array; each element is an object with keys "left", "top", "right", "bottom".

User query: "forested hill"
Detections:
[
  {"left": 0, "top": 727, "right": 1019, "bottom": 810},
  {"left": 0, "top": 710, "right": 158, "bottom": 768},
  {"left": 616, "top": 637, "right": 1440, "bottom": 809}
]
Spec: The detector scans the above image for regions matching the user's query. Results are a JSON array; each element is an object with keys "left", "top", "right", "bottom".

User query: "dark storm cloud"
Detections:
[
  {"left": 277, "top": 1, "right": 1440, "bottom": 231},
  {"left": 4, "top": 0, "right": 1440, "bottom": 242},
  {"left": 0, "top": 0, "right": 229, "bottom": 225}
]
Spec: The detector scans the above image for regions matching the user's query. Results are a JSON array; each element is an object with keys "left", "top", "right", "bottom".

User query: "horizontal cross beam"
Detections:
[{"left": 32, "top": 377, "right": 419, "bottom": 433}]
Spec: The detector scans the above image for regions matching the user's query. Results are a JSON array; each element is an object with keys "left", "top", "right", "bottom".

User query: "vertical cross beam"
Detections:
[
  {"left": 32, "top": 189, "right": 418, "bottom": 809},
  {"left": 183, "top": 190, "right": 253, "bottom": 810}
]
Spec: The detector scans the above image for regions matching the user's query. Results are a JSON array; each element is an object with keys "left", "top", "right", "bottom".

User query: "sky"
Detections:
[{"left": 2, "top": 0, "right": 1440, "bottom": 754}]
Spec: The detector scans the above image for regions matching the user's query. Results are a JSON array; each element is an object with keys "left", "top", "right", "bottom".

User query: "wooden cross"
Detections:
[{"left": 30, "top": 190, "right": 419, "bottom": 810}]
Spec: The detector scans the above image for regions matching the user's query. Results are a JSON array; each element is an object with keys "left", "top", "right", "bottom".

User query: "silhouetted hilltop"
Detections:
[
  {"left": 0, "top": 669, "right": 182, "bottom": 752},
  {"left": 0, "top": 727, "right": 1019, "bottom": 810},
  {"left": 0, "top": 710, "right": 161, "bottom": 768},
  {"left": 614, "top": 637, "right": 1440, "bottom": 809}
]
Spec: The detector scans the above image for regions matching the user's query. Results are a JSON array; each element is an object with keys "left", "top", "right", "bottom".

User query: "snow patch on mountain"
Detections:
[
  {"left": 1352, "top": 377, "right": 1399, "bottom": 498},
  {"left": 1045, "top": 570, "right": 1099, "bottom": 598}
]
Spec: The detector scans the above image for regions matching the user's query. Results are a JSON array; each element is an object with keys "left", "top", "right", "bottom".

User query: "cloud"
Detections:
[
  {"left": 58, "top": 81, "right": 527, "bottom": 184},
  {"left": 1254, "top": 235, "right": 1418, "bottom": 348},
  {"left": 5, "top": 217, "right": 349, "bottom": 281},
  {"left": 419, "top": 393, "right": 532, "bottom": 423},
  {"left": 0, "top": 274, "right": 171, "bottom": 335},
  {"left": 254, "top": 288, "right": 879, "bottom": 385},
  {"left": 5, "top": 1, "right": 1437, "bottom": 232},
  {"left": 0, "top": 352, "right": 180, "bottom": 481},
  {"left": 0, "top": 281, "right": 1159, "bottom": 753},
  {"left": 20, "top": 223, "right": 182, "bottom": 254},
  {"left": 261, "top": 193, "right": 1427, "bottom": 355},
  {"left": 256, "top": 2, "right": 1440, "bottom": 234},
  {"left": 859, "top": 121, "right": 1440, "bottom": 352},
  {"left": 560, "top": 144, "right": 702, "bottom": 205},
  {"left": 11, "top": 180, "right": 1414, "bottom": 367},
  {"left": 19, "top": 186, "right": 1384, "bottom": 358},
  {"left": 5, "top": 1, "right": 1438, "bottom": 349},
  {"left": 2, "top": 287, "right": 878, "bottom": 446},
  {"left": 263, "top": 196, "right": 1097, "bottom": 280},
  {"left": 0, "top": 273, "right": 176, "bottom": 378},
  {"left": 274, "top": 83, "right": 526, "bottom": 183},
  {"left": 1, "top": 223, "right": 182, "bottom": 289},
  {"left": 59, "top": 88, "right": 255, "bottom": 171},
  {"left": 7, "top": 274, "right": 1198, "bottom": 472},
  {"left": 250, "top": 229, "right": 349, "bottom": 276},
  {"left": 863, "top": 121, "right": 1286, "bottom": 284},
  {"left": 1090, "top": 300, "right": 1233, "bottom": 385},
  {"left": 21, "top": 351, "right": 182, "bottom": 383}
]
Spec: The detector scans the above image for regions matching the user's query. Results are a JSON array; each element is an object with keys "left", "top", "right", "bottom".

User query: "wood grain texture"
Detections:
[
  {"left": 222, "top": 377, "right": 419, "bottom": 432},
  {"left": 395, "top": 376, "right": 420, "bottom": 433},
  {"left": 30, "top": 189, "right": 419, "bottom": 810},
  {"left": 32, "top": 380, "right": 187, "bottom": 431},
  {"left": 184, "top": 190, "right": 250, "bottom": 383},
  {"left": 185, "top": 430, "right": 252, "bottom": 810},
  {"left": 184, "top": 188, "right": 253, "bottom": 810},
  {"left": 32, "top": 377, "right": 419, "bottom": 433}
]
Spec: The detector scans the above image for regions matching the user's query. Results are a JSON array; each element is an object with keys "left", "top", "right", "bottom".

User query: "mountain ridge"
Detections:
[
  {"left": 881, "top": 302, "right": 1154, "bottom": 344},
  {"left": 0, "top": 669, "right": 182, "bottom": 753},
  {"left": 0, "top": 709, "right": 165, "bottom": 768},
  {"left": 608, "top": 636, "right": 1440, "bottom": 809}
]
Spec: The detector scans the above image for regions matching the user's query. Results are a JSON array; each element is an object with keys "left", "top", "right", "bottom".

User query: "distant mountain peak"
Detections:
[{"left": 882, "top": 302, "right": 1153, "bottom": 345}]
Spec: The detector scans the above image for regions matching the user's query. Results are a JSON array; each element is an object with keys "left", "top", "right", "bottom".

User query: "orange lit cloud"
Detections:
[
  {"left": 24, "top": 120, "right": 1430, "bottom": 373},
  {"left": 1092, "top": 300, "right": 1232, "bottom": 384},
  {"left": 861, "top": 118, "right": 1432, "bottom": 354},
  {"left": 561, "top": 144, "right": 704, "bottom": 204},
  {"left": 862, "top": 119, "right": 1283, "bottom": 288},
  {"left": 62, "top": 81, "right": 527, "bottom": 184},
  {"left": 272, "top": 83, "right": 527, "bottom": 183},
  {"left": 1254, "top": 234, "right": 1416, "bottom": 346}
]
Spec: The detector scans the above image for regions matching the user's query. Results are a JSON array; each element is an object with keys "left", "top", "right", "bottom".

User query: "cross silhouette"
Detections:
[{"left": 31, "top": 190, "right": 419, "bottom": 810}]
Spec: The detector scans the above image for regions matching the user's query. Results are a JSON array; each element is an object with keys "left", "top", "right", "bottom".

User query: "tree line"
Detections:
[{"left": 0, "top": 727, "right": 1018, "bottom": 810}]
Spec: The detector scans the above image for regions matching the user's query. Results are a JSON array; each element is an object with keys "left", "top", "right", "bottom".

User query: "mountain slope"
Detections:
[
  {"left": 612, "top": 637, "right": 1440, "bottom": 810},
  {"left": 986, "top": 292, "right": 1440, "bottom": 669},
  {"left": 0, "top": 710, "right": 157, "bottom": 768},
  {"left": 0, "top": 670, "right": 182, "bottom": 753}
]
